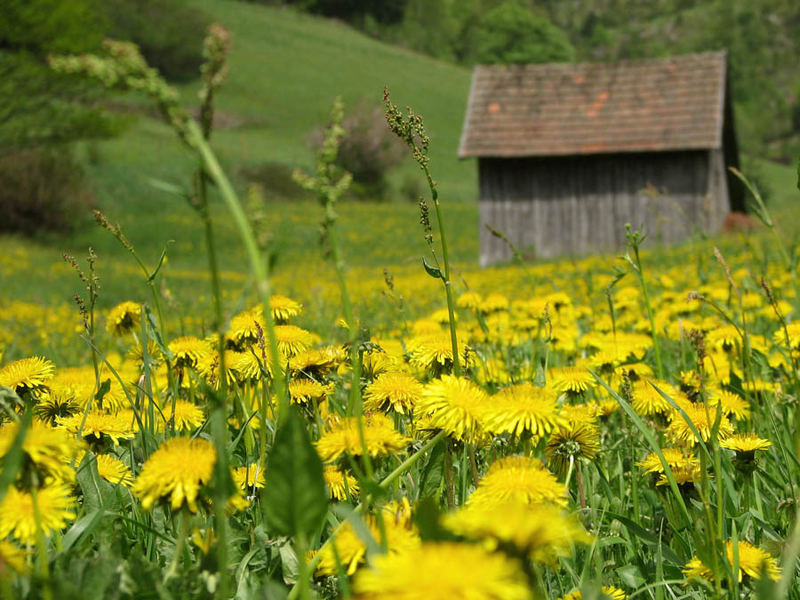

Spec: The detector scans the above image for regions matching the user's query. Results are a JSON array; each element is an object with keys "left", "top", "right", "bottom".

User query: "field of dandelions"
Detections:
[{"left": 2, "top": 27, "right": 800, "bottom": 600}]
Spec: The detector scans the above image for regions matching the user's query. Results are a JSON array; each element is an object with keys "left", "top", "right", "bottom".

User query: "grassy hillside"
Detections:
[
  {"left": 86, "top": 0, "right": 476, "bottom": 203},
  {"left": 3, "top": 0, "right": 798, "bottom": 320},
  {"left": 4, "top": 1, "right": 480, "bottom": 312}
]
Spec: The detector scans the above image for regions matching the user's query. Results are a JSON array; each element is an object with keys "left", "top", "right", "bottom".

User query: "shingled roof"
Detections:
[{"left": 459, "top": 51, "right": 727, "bottom": 158}]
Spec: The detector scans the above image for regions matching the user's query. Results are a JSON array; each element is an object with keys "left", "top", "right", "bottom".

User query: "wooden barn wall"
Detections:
[{"left": 478, "top": 151, "right": 728, "bottom": 265}]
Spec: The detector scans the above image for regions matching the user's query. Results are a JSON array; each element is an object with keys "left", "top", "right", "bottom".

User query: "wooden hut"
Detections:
[{"left": 458, "top": 51, "right": 742, "bottom": 265}]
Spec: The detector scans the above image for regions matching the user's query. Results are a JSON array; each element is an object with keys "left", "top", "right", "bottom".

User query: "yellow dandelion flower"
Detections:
[
  {"left": 559, "top": 586, "right": 627, "bottom": 600},
  {"left": 94, "top": 453, "right": 133, "bottom": 486},
  {"left": 191, "top": 528, "right": 216, "bottom": 556},
  {"left": 316, "top": 413, "right": 410, "bottom": 462},
  {"left": 360, "top": 342, "right": 405, "bottom": 379},
  {"left": 168, "top": 336, "right": 213, "bottom": 368},
  {"left": 105, "top": 301, "right": 141, "bottom": 337},
  {"left": 407, "top": 333, "right": 458, "bottom": 373},
  {"left": 164, "top": 400, "right": 205, "bottom": 432},
  {"left": 415, "top": 375, "right": 488, "bottom": 441},
  {"left": 480, "top": 293, "right": 510, "bottom": 314},
  {"left": 637, "top": 448, "right": 698, "bottom": 476},
  {"left": 352, "top": 542, "right": 528, "bottom": 600},
  {"left": 323, "top": 465, "right": 359, "bottom": 500},
  {"left": 127, "top": 340, "right": 163, "bottom": 367},
  {"left": 559, "top": 403, "right": 598, "bottom": 425},
  {"left": 47, "top": 366, "right": 94, "bottom": 406},
  {"left": 0, "top": 356, "right": 55, "bottom": 394},
  {"left": 232, "top": 463, "right": 265, "bottom": 491},
  {"left": 709, "top": 389, "right": 750, "bottom": 421},
  {"left": 0, "top": 484, "right": 75, "bottom": 544},
  {"left": 684, "top": 540, "right": 780, "bottom": 582},
  {"left": 315, "top": 504, "right": 420, "bottom": 577},
  {"left": 58, "top": 410, "right": 137, "bottom": 445},
  {"left": 228, "top": 350, "right": 269, "bottom": 383},
  {"left": 196, "top": 350, "right": 237, "bottom": 386},
  {"left": 227, "top": 308, "right": 265, "bottom": 347},
  {"left": 133, "top": 437, "right": 216, "bottom": 512},
  {"left": 588, "top": 348, "right": 626, "bottom": 374},
  {"left": 473, "top": 357, "right": 511, "bottom": 387},
  {"left": 657, "top": 461, "right": 702, "bottom": 487},
  {"left": 630, "top": 380, "right": 687, "bottom": 417},
  {"left": 549, "top": 364, "right": 596, "bottom": 395},
  {"left": 411, "top": 318, "right": 443, "bottom": 336},
  {"left": 774, "top": 321, "right": 800, "bottom": 349},
  {"left": 720, "top": 433, "right": 772, "bottom": 454},
  {"left": 589, "top": 399, "right": 619, "bottom": 418},
  {"left": 666, "top": 402, "right": 733, "bottom": 446},
  {"left": 457, "top": 291, "right": 482, "bottom": 310},
  {"left": 721, "top": 433, "right": 772, "bottom": 475},
  {"left": 0, "top": 540, "right": 27, "bottom": 575},
  {"left": 707, "top": 324, "right": 741, "bottom": 353},
  {"left": 482, "top": 383, "right": 566, "bottom": 438},
  {"left": 36, "top": 389, "right": 81, "bottom": 424},
  {"left": 547, "top": 421, "right": 601, "bottom": 475},
  {"left": 289, "top": 379, "right": 332, "bottom": 405},
  {"left": 468, "top": 456, "right": 567, "bottom": 508},
  {"left": 289, "top": 346, "right": 342, "bottom": 380},
  {"left": 429, "top": 308, "right": 455, "bottom": 325},
  {"left": 270, "top": 294, "right": 303, "bottom": 323},
  {"left": 363, "top": 372, "right": 424, "bottom": 414},
  {"left": 444, "top": 500, "right": 591, "bottom": 565},
  {"left": 274, "top": 325, "right": 316, "bottom": 358},
  {"left": 0, "top": 421, "right": 80, "bottom": 484}
]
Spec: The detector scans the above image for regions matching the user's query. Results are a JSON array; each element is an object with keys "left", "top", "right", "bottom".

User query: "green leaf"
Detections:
[
  {"left": 147, "top": 242, "right": 172, "bottom": 282},
  {"left": 77, "top": 452, "right": 117, "bottom": 512},
  {"left": 413, "top": 496, "right": 455, "bottom": 542},
  {"left": 147, "top": 177, "right": 188, "bottom": 198},
  {"left": 606, "top": 512, "right": 682, "bottom": 565},
  {"left": 421, "top": 256, "right": 444, "bottom": 280},
  {"left": 262, "top": 407, "right": 328, "bottom": 538},
  {"left": 593, "top": 372, "right": 693, "bottom": 528},
  {"left": 616, "top": 564, "right": 645, "bottom": 588},
  {"left": 417, "top": 434, "right": 445, "bottom": 500},
  {"left": 278, "top": 542, "right": 299, "bottom": 585},
  {"left": 61, "top": 509, "right": 106, "bottom": 554},
  {"left": 94, "top": 378, "right": 111, "bottom": 405}
]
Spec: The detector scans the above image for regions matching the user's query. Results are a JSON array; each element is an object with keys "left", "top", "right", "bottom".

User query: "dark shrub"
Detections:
[
  {"left": 0, "top": 147, "right": 94, "bottom": 235},
  {"left": 310, "top": 100, "right": 406, "bottom": 200},
  {"left": 238, "top": 162, "right": 315, "bottom": 202}
]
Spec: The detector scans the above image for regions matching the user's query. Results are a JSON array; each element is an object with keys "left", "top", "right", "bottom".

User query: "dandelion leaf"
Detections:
[{"left": 263, "top": 406, "right": 328, "bottom": 538}]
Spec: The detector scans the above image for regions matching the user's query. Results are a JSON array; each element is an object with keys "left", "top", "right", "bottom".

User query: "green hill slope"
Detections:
[
  {"left": 184, "top": 0, "right": 474, "bottom": 192},
  {"left": 5, "top": 3, "right": 479, "bottom": 308},
  {"left": 90, "top": 0, "right": 475, "bottom": 206}
]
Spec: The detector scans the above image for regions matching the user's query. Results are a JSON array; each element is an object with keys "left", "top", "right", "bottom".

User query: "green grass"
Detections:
[
  {"left": 2, "top": 0, "right": 798, "bottom": 323},
  {"left": 28, "top": 0, "right": 475, "bottom": 304}
]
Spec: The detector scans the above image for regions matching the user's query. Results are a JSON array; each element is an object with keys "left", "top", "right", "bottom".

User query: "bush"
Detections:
[
  {"left": 103, "top": 0, "right": 211, "bottom": 82},
  {"left": 238, "top": 162, "right": 315, "bottom": 202},
  {"left": 311, "top": 100, "right": 406, "bottom": 200},
  {"left": 0, "top": 147, "right": 94, "bottom": 236}
]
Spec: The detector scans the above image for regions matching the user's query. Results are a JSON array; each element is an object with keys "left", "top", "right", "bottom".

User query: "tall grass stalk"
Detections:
[{"left": 384, "top": 88, "right": 460, "bottom": 377}]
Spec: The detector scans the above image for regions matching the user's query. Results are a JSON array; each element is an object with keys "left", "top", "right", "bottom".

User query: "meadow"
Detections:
[{"left": 2, "top": 3, "right": 800, "bottom": 600}]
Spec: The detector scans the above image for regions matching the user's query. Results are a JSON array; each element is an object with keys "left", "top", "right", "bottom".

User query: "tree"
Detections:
[
  {"left": 0, "top": 0, "right": 118, "bottom": 151},
  {"left": 475, "top": 1, "right": 575, "bottom": 65}
]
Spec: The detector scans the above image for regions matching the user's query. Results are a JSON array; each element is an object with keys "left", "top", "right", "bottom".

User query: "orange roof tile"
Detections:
[{"left": 459, "top": 51, "right": 727, "bottom": 158}]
